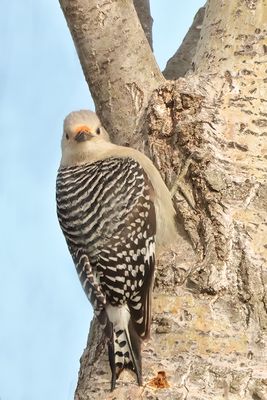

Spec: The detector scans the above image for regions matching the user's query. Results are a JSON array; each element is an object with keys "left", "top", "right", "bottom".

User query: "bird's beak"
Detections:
[{"left": 74, "top": 126, "right": 93, "bottom": 142}]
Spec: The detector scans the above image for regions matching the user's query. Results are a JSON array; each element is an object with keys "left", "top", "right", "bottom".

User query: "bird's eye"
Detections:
[
  {"left": 96, "top": 127, "right": 101, "bottom": 135},
  {"left": 66, "top": 133, "right": 69, "bottom": 140}
]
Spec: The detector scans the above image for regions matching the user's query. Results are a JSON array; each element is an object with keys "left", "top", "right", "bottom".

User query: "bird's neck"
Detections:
[{"left": 60, "top": 141, "right": 118, "bottom": 167}]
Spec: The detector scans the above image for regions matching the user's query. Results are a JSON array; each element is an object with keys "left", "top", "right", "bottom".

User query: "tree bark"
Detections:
[
  {"left": 133, "top": 0, "right": 153, "bottom": 51},
  {"left": 59, "top": 0, "right": 163, "bottom": 146},
  {"left": 59, "top": 1, "right": 267, "bottom": 399},
  {"left": 163, "top": 6, "right": 206, "bottom": 80}
]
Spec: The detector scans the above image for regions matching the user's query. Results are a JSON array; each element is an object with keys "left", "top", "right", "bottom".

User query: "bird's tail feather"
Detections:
[{"left": 106, "top": 305, "right": 142, "bottom": 391}]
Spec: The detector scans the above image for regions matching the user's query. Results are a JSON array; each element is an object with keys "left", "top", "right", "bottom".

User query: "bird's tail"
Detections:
[{"left": 106, "top": 305, "right": 142, "bottom": 391}]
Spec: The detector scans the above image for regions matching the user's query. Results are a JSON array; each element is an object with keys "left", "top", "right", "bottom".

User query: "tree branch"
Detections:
[
  {"left": 133, "top": 0, "right": 153, "bottom": 50},
  {"left": 163, "top": 6, "right": 206, "bottom": 80},
  {"left": 59, "top": 0, "right": 164, "bottom": 146}
]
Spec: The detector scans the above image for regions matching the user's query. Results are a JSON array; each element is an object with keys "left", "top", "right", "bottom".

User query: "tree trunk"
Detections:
[
  {"left": 163, "top": 6, "right": 206, "bottom": 79},
  {"left": 58, "top": 1, "right": 267, "bottom": 399},
  {"left": 59, "top": 0, "right": 163, "bottom": 146},
  {"left": 133, "top": 0, "right": 153, "bottom": 51}
]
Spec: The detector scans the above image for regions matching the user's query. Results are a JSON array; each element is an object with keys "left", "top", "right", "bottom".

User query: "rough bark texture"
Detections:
[
  {"left": 59, "top": 0, "right": 163, "bottom": 146},
  {"left": 133, "top": 0, "right": 153, "bottom": 51},
  {"left": 58, "top": 0, "right": 267, "bottom": 399},
  {"left": 163, "top": 6, "right": 206, "bottom": 80}
]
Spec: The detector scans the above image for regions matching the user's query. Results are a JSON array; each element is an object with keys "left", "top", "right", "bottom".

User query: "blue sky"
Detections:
[{"left": 0, "top": 1, "right": 203, "bottom": 399}]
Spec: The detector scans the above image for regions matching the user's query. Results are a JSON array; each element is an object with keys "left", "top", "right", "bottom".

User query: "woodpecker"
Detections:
[{"left": 56, "top": 110, "right": 176, "bottom": 390}]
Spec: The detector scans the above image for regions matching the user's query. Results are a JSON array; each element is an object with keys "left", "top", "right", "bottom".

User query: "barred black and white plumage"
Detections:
[
  {"left": 56, "top": 156, "right": 156, "bottom": 388},
  {"left": 56, "top": 109, "right": 177, "bottom": 390}
]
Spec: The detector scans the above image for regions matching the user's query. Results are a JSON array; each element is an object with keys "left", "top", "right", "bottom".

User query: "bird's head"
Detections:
[{"left": 60, "top": 110, "right": 110, "bottom": 166}]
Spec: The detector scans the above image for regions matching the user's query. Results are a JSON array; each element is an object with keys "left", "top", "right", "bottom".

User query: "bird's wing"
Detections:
[{"left": 97, "top": 168, "right": 156, "bottom": 339}]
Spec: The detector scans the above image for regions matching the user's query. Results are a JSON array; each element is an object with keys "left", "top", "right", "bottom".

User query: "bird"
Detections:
[{"left": 56, "top": 110, "right": 177, "bottom": 390}]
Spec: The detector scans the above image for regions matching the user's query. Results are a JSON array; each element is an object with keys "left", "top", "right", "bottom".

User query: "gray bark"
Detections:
[
  {"left": 163, "top": 6, "right": 206, "bottom": 80},
  {"left": 59, "top": 0, "right": 163, "bottom": 146},
  {"left": 58, "top": 0, "right": 267, "bottom": 399},
  {"left": 133, "top": 0, "right": 153, "bottom": 50}
]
